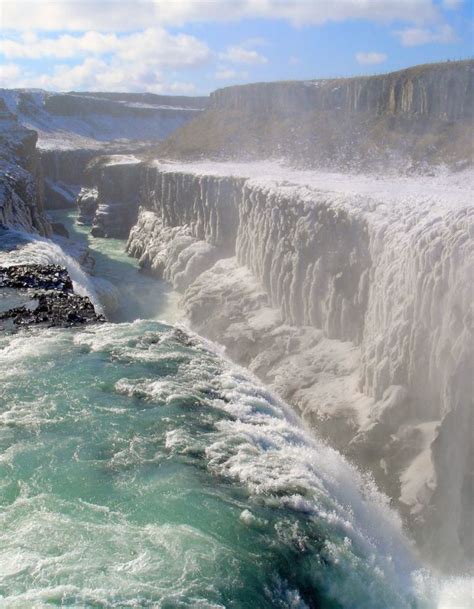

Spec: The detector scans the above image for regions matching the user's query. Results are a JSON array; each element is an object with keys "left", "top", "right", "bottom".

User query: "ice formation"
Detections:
[{"left": 125, "top": 160, "right": 473, "bottom": 571}]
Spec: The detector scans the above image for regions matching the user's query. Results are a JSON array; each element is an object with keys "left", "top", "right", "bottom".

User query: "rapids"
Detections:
[{"left": 0, "top": 216, "right": 471, "bottom": 608}]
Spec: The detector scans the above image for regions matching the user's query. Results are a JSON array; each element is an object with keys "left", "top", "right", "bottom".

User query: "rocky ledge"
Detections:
[{"left": 0, "top": 264, "right": 105, "bottom": 328}]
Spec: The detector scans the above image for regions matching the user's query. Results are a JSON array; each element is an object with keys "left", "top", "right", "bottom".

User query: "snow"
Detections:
[
  {"left": 102, "top": 155, "right": 141, "bottom": 166},
  {"left": 125, "top": 158, "right": 473, "bottom": 571},
  {"left": 153, "top": 160, "right": 473, "bottom": 218},
  {"left": 0, "top": 89, "right": 203, "bottom": 151}
]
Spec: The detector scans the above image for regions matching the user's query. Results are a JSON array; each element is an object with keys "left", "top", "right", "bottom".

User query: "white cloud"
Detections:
[
  {"left": 1, "top": 28, "right": 211, "bottom": 69},
  {"left": 0, "top": 26, "right": 210, "bottom": 93},
  {"left": 2, "top": 32, "right": 119, "bottom": 59},
  {"left": 288, "top": 55, "right": 301, "bottom": 66},
  {"left": 0, "top": 63, "right": 21, "bottom": 81},
  {"left": 219, "top": 44, "right": 268, "bottom": 65},
  {"left": 1, "top": 55, "right": 197, "bottom": 94},
  {"left": 1, "top": 0, "right": 440, "bottom": 32},
  {"left": 356, "top": 51, "right": 387, "bottom": 65},
  {"left": 395, "top": 24, "right": 457, "bottom": 46}
]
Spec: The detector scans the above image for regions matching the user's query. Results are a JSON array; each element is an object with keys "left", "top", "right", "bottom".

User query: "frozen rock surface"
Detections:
[
  {"left": 0, "top": 99, "right": 50, "bottom": 235},
  {"left": 88, "top": 156, "right": 142, "bottom": 238},
  {"left": 0, "top": 89, "right": 208, "bottom": 211},
  {"left": 0, "top": 89, "right": 207, "bottom": 151},
  {"left": 126, "top": 159, "right": 473, "bottom": 572}
]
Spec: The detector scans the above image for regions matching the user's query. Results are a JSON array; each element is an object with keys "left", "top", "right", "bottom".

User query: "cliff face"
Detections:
[
  {"left": 84, "top": 156, "right": 143, "bottom": 238},
  {"left": 44, "top": 91, "right": 207, "bottom": 117},
  {"left": 159, "top": 60, "right": 474, "bottom": 171},
  {"left": 0, "top": 99, "right": 50, "bottom": 235},
  {"left": 0, "top": 88, "right": 209, "bottom": 210},
  {"left": 210, "top": 61, "right": 472, "bottom": 120},
  {"left": 120, "top": 159, "right": 473, "bottom": 573}
]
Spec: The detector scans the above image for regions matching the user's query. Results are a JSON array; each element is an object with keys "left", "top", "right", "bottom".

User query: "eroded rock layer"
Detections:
[{"left": 0, "top": 99, "right": 50, "bottom": 235}]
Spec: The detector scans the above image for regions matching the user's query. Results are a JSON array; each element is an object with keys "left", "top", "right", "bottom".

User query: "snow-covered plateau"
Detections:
[
  {"left": 122, "top": 159, "right": 473, "bottom": 572},
  {"left": 0, "top": 89, "right": 206, "bottom": 151},
  {"left": 0, "top": 89, "right": 208, "bottom": 211}
]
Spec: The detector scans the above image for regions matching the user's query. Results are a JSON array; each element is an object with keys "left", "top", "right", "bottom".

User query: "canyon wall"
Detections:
[
  {"left": 159, "top": 60, "right": 474, "bottom": 170},
  {"left": 0, "top": 88, "right": 209, "bottom": 211},
  {"left": 210, "top": 60, "right": 472, "bottom": 120},
  {"left": 117, "top": 159, "right": 473, "bottom": 573},
  {"left": 0, "top": 99, "right": 50, "bottom": 235}
]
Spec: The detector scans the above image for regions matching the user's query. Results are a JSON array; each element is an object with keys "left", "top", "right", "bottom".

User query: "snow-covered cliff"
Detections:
[
  {"left": 0, "top": 99, "right": 50, "bottom": 235},
  {"left": 0, "top": 89, "right": 208, "bottom": 210},
  {"left": 124, "top": 159, "right": 473, "bottom": 572},
  {"left": 0, "top": 89, "right": 207, "bottom": 152}
]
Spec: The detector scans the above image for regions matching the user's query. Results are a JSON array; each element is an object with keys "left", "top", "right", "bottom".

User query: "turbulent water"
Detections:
[{"left": 0, "top": 215, "right": 470, "bottom": 608}]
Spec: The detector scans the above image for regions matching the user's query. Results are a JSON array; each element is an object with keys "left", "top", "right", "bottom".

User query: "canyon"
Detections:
[{"left": 0, "top": 60, "right": 472, "bottom": 580}]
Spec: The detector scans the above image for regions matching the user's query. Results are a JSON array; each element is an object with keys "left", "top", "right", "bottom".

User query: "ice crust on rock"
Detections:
[
  {"left": 0, "top": 100, "right": 50, "bottom": 236},
  {"left": 125, "top": 159, "right": 474, "bottom": 571}
]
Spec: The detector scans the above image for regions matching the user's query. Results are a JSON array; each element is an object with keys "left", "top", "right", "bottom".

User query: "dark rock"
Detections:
[
  {"left": 171, "top": 327, "right": 195, "bottom": 347},
  {"left": 90, "top": 225, "right": 105, "bottom": 238},
  {"left": 76, "top": 188, "right": 99, "bottom": 226},
  {"left": 44, "top": 178, "right": 78, "bottom": 210},
  {"left": 0, "top": 264, "right": 105, "bottom": 329},
  {"left": 0, "top": 291, "right": 105, "bottom": 328},
  {"left": 0, "top": 265, "right": 74, "bottom": 292},
  {"left": 51, "top": 222, "right": 70, "bottom": 238}
]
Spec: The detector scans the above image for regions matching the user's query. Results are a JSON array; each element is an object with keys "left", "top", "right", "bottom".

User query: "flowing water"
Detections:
[{"left": 0, "top": 215, "right": 470, "bottom": 608}]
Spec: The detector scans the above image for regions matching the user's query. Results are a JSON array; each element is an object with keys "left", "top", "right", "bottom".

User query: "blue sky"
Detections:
[{"left": 1, "top": 0, "right": 472, "bottom": 95}]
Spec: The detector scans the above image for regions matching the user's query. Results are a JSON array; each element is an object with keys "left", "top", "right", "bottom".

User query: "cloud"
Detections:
[
  {"left": 1, "top": 0, "right": 440, "bottom": 31},
  {"left": 219, "top": 44, "right": 268, "bottom": 65},
  {"left": 1, "top": 28, "right": 211, "bottom": 69},
  {"left": 0, "top": 63, "right": 21, "bottom": 80},
  {"left": 0, "top": 26, "right": 210, "bottom": 93},
  {"left": 356, "top": 51, "right": 387, "bottom": 65},
  {"left": 2, "top": 31, "right": 119, "bottom": 59},
  {"left": 288, "top": 55, "right": 301, "bottom": 66},
  {"left": 395, "top": 24, "right": 457, "bottom": 46},
  {"left": 1, "top": 55, "right": 197, "bottom": 94}
]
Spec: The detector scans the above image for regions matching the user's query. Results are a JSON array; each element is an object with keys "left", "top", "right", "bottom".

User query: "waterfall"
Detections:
[{"left": 124, "top": 160, "right": 473, "bottom": 571}]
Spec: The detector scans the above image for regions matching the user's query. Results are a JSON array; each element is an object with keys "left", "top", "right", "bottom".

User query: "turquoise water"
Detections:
[
  {"left": 0, "top": 217, "right": 467, "bottom": 608},
  {"left": 47, "top": 209, "right": 181, "bottom": 323}
]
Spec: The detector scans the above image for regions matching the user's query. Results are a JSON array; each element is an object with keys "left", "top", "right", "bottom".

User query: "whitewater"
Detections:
[{"left": 0, "top": 211, "right": 471, "bottom": 608}]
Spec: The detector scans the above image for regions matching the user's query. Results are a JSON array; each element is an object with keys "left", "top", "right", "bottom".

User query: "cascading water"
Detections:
[
  {"left": 0, "top": 229, "right": 109, "bottom": 315},
  {"left": 0, "top": 212, "right": 472, "bottom": 608}
]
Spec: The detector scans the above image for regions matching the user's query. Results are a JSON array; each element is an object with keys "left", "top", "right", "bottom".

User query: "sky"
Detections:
[{"left": 0, "top": 0, "right": 473, "bottom": 95}]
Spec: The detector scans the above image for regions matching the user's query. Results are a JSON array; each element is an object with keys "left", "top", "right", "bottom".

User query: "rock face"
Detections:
[
  {"left": 210, "top": 61, "right": 472, "bottom": 120},
  {"left": 0, "top": 264, "right": 105, "bottom": 328},
  {"left": 0, "top": 88, "right": 209, "bottom": 211},
  {"left": 77, "top": 187, "right": 99, "bottom": 226},
  {"left": 159, "top": 60, "right": 474, "bottom": 170},
  {"left": 0, "top": 264, "right": 73, "bottom": 291},
  {"left": 88, "top": 157, "right": 142, "bottom": 238},
  {"left": 0, "top": 99, "right": 51, "bottom": 235},
  {"left": 125, "top": 160, "right": 473, "bottom": 573}
]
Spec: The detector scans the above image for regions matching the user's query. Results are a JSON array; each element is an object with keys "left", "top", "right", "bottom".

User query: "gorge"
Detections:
[{"left": 0, "top": 60, "right": 472, "bottom": 608}]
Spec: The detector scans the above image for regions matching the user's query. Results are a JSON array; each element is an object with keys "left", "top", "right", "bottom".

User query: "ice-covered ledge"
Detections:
[{"left": 124, "top": 159, "right": 473, "bottom": 572}]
